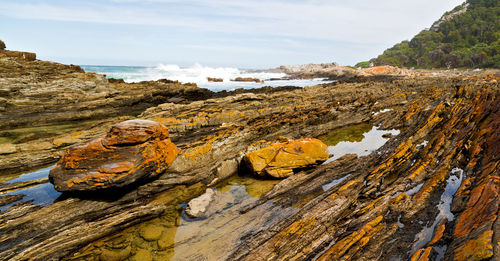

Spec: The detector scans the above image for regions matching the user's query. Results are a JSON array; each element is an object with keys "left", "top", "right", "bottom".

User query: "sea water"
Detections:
[{"left": 81, "top": 64, "right": 331, "bottom": 91}]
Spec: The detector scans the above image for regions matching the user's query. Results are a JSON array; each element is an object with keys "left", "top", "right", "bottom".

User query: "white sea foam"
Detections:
[{"left": 81, "top": 64, "right": 331, "bottom": 91}]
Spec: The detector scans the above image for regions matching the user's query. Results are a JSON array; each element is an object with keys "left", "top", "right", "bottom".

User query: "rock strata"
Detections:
[
  {"left": 0, "top": 48, "right": 498, "bottom": 261},
  {"left": 49, "top": 119, "right": 179, "bottom": 192},
  {"left": 244, "top": 138, "right": 329, "bottom": 178}
]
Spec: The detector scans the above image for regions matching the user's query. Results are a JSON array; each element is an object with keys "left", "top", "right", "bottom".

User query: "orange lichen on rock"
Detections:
[
  {"left": 413, "top": 104, "right": 445, "bottom": 139},
  {"left": 273, "top": 218, "right": 316, "bottom": 248},
  {"left": 49, "top": 119, "right": 179, "bottom": 192},
  {"left": 453, "top": 177, "right": 499, "bottom": 238},
  {"left": 139, "top": 139, "right": 180, "bottom": 174},
  {"left": 363, "top": 66, "right": 403, "bottom": 76},
  {"left": 317, "top": 216, "right": 384, "bottom": 261},
  {"left": 413, "top": 167, "right": 449, "bottom": 203},
  {"left": 429, "top": 223, "right": 445, "bottom": 245},
  {"left": 182, "top": 143, "right": 212, "bottom": 162},
  {"left": 410, "top": 247, "right": 432, "bottom": 261},
  {"left": 423, "top": 85, "right": 443, "bottom": 99},
  {"left": 403, "top": 102, "right": 421, "bottom": 121},
  {"left": 368, "top": 140, "right": 414, "bottom": 181},
  {"left": 453, "top": 231, "right": 494, "bottom": 261},
  {"left": 243, "top": 138, "right": 329, "bottom": 178},
  {"left": 358, "top": 196, "right": 384, "bottom": 215},
  {"left": 153, "top": 117, "right": 179, "bottom": 126}
]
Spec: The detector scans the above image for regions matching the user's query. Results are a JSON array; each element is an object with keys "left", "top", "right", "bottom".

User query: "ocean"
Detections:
[{"left": 81, "top": 64, "right": 330, "bottom": 92}]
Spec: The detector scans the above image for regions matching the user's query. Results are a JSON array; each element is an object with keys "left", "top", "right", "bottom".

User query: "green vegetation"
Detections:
[
  {"left": 367, "top": 0, "right": 500, "bottom": 68},
  {"left": 354, "top": 61, "right": 371, "bottom": 68}
]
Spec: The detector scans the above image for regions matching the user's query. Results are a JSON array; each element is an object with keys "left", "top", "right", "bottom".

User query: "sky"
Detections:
[{"left": 0, "top": 0, "right": 465, "bottom": 68}]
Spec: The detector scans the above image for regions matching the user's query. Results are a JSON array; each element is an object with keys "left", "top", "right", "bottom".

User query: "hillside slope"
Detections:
[{"left": 363, "top": 0, "right": 499, "bottom": 69}]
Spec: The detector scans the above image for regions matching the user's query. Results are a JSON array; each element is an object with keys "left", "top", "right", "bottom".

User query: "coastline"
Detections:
[{"left": 0, "top": 48, "right": 498, "bottom": 260}]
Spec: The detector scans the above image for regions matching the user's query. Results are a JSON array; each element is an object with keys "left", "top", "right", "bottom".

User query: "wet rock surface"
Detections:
[
  {"left": 244, "top": 138, "right": 329, "bottom": 178},
  {"left": 0, "top": 50, "right": 498, "bottom": 260},
  {"left": 49, "top": 119, "right": 179, "bottom": 192},
  {"left": 229, "top": 77, "right": 499, "bottom": 261}
]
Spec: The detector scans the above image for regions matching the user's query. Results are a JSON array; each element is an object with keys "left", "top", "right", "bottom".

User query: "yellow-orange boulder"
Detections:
[
  {"left": 244, "top": 138, "right": 329, "bottom": 178},
  {"left": 49, "top": 119, "right": 179, "bottom": 192}
]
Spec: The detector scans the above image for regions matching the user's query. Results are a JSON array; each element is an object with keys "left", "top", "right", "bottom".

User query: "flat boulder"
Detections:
[
  {"left": 243, "top": 138, "right": 329, "bottom": 178},
  {"left": 185, "top": 188, "right": 216, "bottom": 218},
  {"left": 49, "top": 119, "right": 179, "bottom": 192}
]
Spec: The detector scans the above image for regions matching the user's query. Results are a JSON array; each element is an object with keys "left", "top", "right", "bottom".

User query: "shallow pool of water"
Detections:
[
  {"left": 318, "top": 123, "right": 400, "bottom": 164},
  {"left": 0, "top": 183, "right": 61, "bottom": 211},
  {"left": 322, "top": 174, "right": 352, "bottom": 192},
  {"left": 0, "top": 164, "right": 60, "bottom": 211},
  {"left": 4, "top": 164, "right": 55, "bottom": 184},
  {"left": 68, "top": 175, "right": 289, "bottom": 261},
  {"left": 411, "top": 168, "right": 464, "bottom": 253},
  {"left": 173, "top": 179, "right": 294, "bottom": 260}
]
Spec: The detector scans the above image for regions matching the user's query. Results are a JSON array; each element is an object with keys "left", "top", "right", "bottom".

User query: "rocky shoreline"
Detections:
[{"left": 0, "top": 47, "right": 498, "bottom": 260}]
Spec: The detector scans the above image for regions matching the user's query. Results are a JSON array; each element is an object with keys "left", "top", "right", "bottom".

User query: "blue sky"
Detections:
[{"left": 0, "top": 0, "right": 464, "bottom": 68}]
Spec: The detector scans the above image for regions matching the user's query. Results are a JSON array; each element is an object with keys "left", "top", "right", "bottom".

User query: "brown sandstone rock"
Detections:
[
  {"left": 244, "top": 138, "right": 329, "bottom": 178},
  {"left": 232, "top": 77, "right": 264, "bottom": 83},
  {"left": 207, "top": 77, "right": 223, "bottom": 82},
  {"left": 48, "top": 119, "right": 179, "bottom": 192},
  {"left": 0, "top": 50, "right": 36, "bottom": 61},
  {"left": 0, "top": 143, "right": 16, "bottom": 155},
  {"left": 139, "top": 224, "right": 163, "bottom": 241}
]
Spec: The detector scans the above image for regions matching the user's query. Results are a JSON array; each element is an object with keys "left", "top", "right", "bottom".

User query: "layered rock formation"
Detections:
[
  {"left": 0, "top": 45, "right": 498, "bottom": 260},
  {"left": 49, "top": 120, "right": 179, "bottom": 192},
  {"left": 229, "top": 77, "right": 499, "bottom": 261},
  {"left": 244, "top": 138, "right": 329, "bottom": 178},
  {"left": 0, "top": 56, "right": 209, "bottom": 130}
]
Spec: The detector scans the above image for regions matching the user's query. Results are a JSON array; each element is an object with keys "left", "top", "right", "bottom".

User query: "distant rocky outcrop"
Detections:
[
  {"left": 277, "top": 62, "right": 413, "bottom": 80},
  {"left": 429, "top": 3, "right": 469, "bottom": 32},
  {"left": 49, "top": 119, "right": 179, "bottom": 192},
  {"left": 244, "top": 138, "right": 329, "bottom": 178},
  {"left": 278, "top": 63, "right": 339, "bottom": 73},
  {"left": 232, "top": 77, "right": 264, "bottom": 83},
  {"left": 363, "top": 65, "right": 409, "bottom": 76},
  {"left": 207, "top": 77, "right": 223, "bottom": 82},
  {"left": 0, "top": 40, "right": 5, "bottom": 50}
]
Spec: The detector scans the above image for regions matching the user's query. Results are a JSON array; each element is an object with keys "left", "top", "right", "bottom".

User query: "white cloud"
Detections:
[
  {"left": 0, "top": 0, "right": 464, "bottom": 44},
  {"left": 0, "top": 0, "right": 465, "bottom": 66}
]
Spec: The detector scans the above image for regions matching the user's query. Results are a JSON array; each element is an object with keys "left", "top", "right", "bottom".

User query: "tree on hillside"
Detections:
[{"left": 360, "top": 0, "right": 500, "bottom": 69}]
